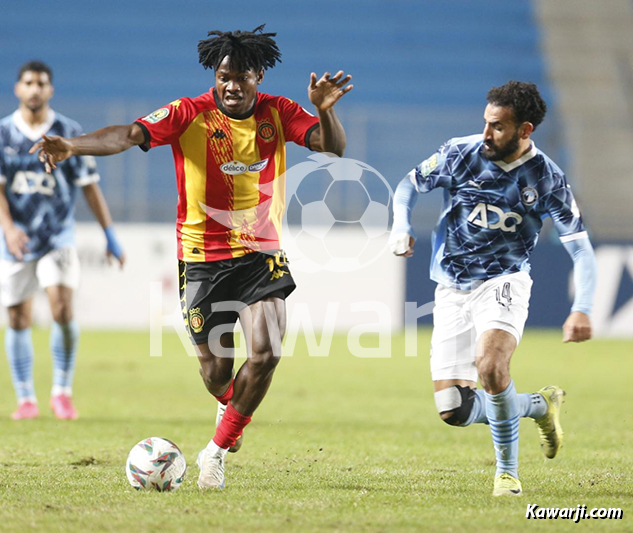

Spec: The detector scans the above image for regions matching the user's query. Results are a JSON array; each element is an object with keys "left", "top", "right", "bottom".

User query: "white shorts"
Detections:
[
  {"left": 430, "top": 271, "right": 533, "bottom": 382},
  {"left": 0, "top": 247, "right": 80, "bottom": 307}
]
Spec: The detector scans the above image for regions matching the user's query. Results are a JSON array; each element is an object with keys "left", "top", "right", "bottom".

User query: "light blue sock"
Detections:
[
  {"left": 518, "top": 392, "right": 547, "bottom": 419},
  {"left": 467, "top": 390, "right": 547, "bottom": 424},
  {"left": 50, "top": 320, "right": 79, "bottom": 394},
  {"left": 464, "top": 389, "right": 488, "bottom": 425},
  {"left": 5, "top": 327, "right": 36, "bottom": 402},
  {"left": 485, "top": 380, "right": 520, "bottom": 478}
]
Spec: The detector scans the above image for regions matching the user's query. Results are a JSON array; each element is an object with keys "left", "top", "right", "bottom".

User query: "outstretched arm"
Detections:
[
  {"left": 307, "top": 71, "right": 353, "bottom": 156},
  {"left": 82, "top": 183, "right": 125, "bottom": 268},
  {"left": 561, "top": 236, "right": 597, "bottom": 343},
  {"left": 389, "top": 175, "right": 419, "bottom": 257},
  {"left": 30, "top": 123, "right": 146, "bottom": 173}
]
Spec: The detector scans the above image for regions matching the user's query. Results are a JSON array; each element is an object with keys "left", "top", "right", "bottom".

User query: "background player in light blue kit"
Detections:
[
  {"left": 390, "top": 81, "right": 597, "bottom": 496},
  {"left": 0, "top": 61, "right": 125, "bottom": 420}
]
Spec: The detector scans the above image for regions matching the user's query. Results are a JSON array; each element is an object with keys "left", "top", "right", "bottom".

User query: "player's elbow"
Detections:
[{"left": 127, "top": 123, "right": 146, "bottom": 148}]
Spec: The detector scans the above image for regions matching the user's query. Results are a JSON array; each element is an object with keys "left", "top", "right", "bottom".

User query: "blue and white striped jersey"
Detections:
[
  {"left": 0, "top": 110, "right": 99, "bottom": 261},
  {"left": 409, "top": 134, "right": 586, "bottom": 290}
]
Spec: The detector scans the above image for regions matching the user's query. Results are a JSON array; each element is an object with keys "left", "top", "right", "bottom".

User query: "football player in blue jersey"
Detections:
[
  {"left": 0, "top": 61, "right": 125, "bottom": 420},
  {"left": 390, "top": 81, "right": 596, "bottom": 496}
]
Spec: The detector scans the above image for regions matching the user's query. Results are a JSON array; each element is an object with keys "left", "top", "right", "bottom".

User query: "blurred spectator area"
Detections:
[{"left": 0, "top": 1, "right": 565, "bottom": 235}]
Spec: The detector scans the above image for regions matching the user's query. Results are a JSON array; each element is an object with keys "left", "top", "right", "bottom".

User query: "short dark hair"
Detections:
[
  {"left": 197, "top": 24, "right": 281, "bottom": 73},
  {"left": 18, "top": 60, "right": 53, "bottom": 83},
  {"left": 486, "top": 81, "right": 547, "bottom": 129}
]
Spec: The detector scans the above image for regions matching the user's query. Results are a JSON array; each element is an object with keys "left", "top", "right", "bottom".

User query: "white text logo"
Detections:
[
  {"left": 467, "top": 202, "right": 523, "bottom": 232},
  {"left": 11, "top": 171, "right": 56, "bottom": 196}
]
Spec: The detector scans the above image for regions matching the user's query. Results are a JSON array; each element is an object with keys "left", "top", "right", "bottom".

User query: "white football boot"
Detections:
[{"left": 196, "top": 442, "right": 227, "bottom": 489}]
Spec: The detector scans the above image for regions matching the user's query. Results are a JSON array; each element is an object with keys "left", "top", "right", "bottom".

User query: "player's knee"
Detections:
[
  {"left": 51, "top": 303, "right": 73, "bottom": 324},
  {"left": 8, "top": 308, "right": 30, "bottom": 330},
  {"left": 475, "top": 356, "right": 507, "bottom": 391},
  {"left": 249, "top": 346, "right": 280, "bottom": 374},
  {"left": 434, "top": 385, "right": 476, "bottom": 427},
  {"left": 199, "top": 361, "right": 231, "bottom": 386},
  {"left": 8, "top": 316, "right": 30, "bottom": 330}
]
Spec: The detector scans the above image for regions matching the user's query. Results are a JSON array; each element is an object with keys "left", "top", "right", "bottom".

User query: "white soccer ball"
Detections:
[{"left": 125, "top": 437, "right": 187, "bottom": 492}]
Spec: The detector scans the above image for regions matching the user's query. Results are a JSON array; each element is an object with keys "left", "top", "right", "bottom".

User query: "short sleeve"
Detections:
[
  {"left": 276, "top": 97, "right": 320, "bottom": 149},
  {"left": 134, "top": 98, "right": 195, "bottom": 152},
  {"left": 62, "top": 123, "right": 101, "bottom": 188},
  {"left": 72, "top": 155, "right": 100, "bottom": 187},
  {"left": 407, "top": 140, "right": 453, "bottom": 193},
  {"left": 543, "top": 172, "right": 586, "bottom": 242}
]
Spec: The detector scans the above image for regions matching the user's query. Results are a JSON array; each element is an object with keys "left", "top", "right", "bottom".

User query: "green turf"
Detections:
[{"left": 0, "top": 329, "right": 631, "bottom": 532}]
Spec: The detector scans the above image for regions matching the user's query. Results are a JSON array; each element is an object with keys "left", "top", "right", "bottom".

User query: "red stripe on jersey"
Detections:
[
  {"left": 203, "top": 109, "right": 234, "bottom": 261},
  {"left": 171, "top": 143, "right": 186, "bottom": 260},
  {"left": 254, "top": 107, "right": 281, "bottom": 251}
]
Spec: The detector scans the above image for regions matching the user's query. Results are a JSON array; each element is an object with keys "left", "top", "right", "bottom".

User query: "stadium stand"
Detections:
[{"left": 0, "top": 0, "right": 556, "bottom": 232}]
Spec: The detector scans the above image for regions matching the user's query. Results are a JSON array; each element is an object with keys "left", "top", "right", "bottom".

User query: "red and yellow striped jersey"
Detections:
[{"left": 135, "top": 89, "right": 319, "bottom": 262}]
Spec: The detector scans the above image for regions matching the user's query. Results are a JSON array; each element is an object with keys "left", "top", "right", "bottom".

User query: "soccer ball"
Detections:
[
  {"left": 284, "top": 154, "right": 392, "bottom": 273},
  {"left": 125, "top": 437, "right": 187, "bottom": 492}
]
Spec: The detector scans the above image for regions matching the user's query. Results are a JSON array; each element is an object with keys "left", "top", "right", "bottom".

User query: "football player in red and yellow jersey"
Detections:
[{"left": 32, "top": 25, "right": 352, "bottom": 489}]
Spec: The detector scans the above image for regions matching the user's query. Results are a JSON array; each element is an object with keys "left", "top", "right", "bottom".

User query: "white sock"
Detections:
[
  {"left": 52, "top": 385, "right": 72, "bottom": 397},
  {"left": 19, "top": 395, "right": 37, "bottom": 405},
  {"left": 206, "top": 440, "right": 229, "bottom": 457}
]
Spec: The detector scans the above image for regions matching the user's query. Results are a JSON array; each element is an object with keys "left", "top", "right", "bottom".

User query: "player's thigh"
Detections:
[
  {"left": 234, "top": 250, "right": 294, "bottom": 346},
  {"left": 0, "top": 259, "right": 39, "bottom": 309},
  {"left": 239, "top": 292, "right": 287, "bottom": 357},
  {"left": 430, "top": 284, "right": 478, "bottom": 382},
  {"left": 36, "top": 247, "right": 81, "bottom": 292},
  {"left": 471, "top": 271, "right": 532, "bottom": 345},
  {"left": 44, "top": 284, "right": 74, "bottom": 323},
  {"left": 179, "top": 259, "right": 239, "bottom": 350}
]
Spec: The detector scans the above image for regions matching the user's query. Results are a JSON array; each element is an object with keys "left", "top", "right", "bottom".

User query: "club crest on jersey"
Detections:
[
  {"left": 521, "top": 187, "right": 539, "bottom": 206},
  {"left": 143, "top": 108, "right": 170, "bottom": 124},
  {"left": 257, "top": 119, "right": 276, "bottom": 142},
  {"left": 188, "top": 307, "right": 205, "bottom": 333}
]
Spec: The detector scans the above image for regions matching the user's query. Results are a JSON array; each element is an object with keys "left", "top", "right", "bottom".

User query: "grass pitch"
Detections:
[{"left": 0, "top": 329, "right": 631, "bottom": 532}]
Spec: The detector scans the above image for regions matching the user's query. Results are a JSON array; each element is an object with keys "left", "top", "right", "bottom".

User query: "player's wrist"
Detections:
[
  {"left": 104, "top": 225, "right": 117, "bottom": 243},
  {"left": 67, "top": 138, "right": 79, "bottom": 157},
  {"left": 104, "top": 226, "right": 124, "bottom": 259}
]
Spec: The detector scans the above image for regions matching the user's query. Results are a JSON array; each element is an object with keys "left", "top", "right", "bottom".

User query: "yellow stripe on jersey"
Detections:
[
  {"left": 179, "top": 114, "right": 208, "bottom": 260},
  {"left": 269, "top": 107, "right": 286, "bottom": 244},
  {"left": 229, "top": 116, "right": 262, "bottom": 255}
]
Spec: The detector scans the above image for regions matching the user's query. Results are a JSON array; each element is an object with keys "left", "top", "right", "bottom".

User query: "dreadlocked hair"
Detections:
[{"left": 198, "top": 24, "right": 281, "bottom": 73}]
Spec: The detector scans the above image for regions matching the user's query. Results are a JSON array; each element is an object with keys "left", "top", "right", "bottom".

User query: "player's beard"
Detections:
[
  {"left": 482, "top": 130, "right": 521, "bottom": 161},
  {"left": 25, "top": 99, "right": 45, "bottom": 114}
]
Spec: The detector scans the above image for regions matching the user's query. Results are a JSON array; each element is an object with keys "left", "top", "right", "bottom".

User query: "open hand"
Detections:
[
  {"left": 29, "top": 135, "right": 74, "bottom": 173},
  {"left": 5, "top": 226, "right": 29, "bottom": 260},
  {"left": 308, "top": 70, "right": 353, "bottom": 112},
  {"left": 106, "top": 248, "right": 126, "bottom": 269}
]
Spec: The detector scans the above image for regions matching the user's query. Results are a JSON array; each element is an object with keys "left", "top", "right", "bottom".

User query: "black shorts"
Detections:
[{"left": 179, "top": 250, "right": 296, "bottom": 345}]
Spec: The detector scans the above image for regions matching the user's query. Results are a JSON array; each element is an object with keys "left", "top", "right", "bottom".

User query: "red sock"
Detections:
[
  {"left": 213, "top": 403, "right": 251, "bottom": 449},
  {"left": 213, "top": 380, "right": 234, "bottom": 405}
]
